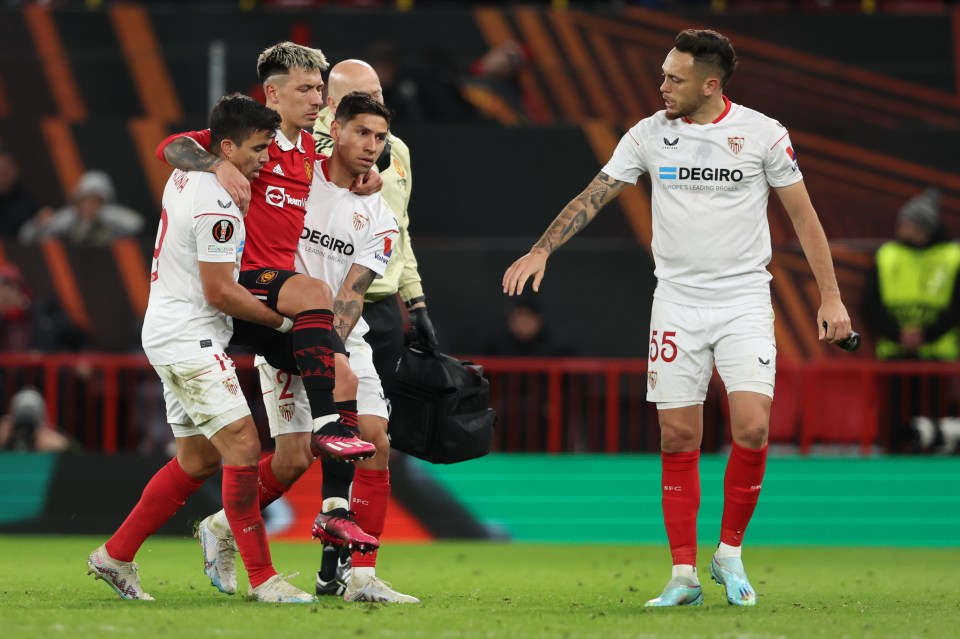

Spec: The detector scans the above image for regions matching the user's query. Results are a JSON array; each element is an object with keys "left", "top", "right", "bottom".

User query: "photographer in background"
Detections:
[{"left": 0, "top": 387, "right": 71, "bottom": 452}]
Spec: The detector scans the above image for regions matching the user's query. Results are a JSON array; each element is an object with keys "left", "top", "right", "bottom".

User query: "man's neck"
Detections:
[
  {"left": 686, "top": 94, "right": 727, "bottom": 125},
  {"left": 326, "top": 154, "right": 358, "bottom": 190},
  {"left": 279, "top": 122, "right": 300, "bottom": 143}
]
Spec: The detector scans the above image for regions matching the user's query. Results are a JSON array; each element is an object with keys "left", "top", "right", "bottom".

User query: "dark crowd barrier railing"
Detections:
[{"left": 2, "top": 353, "right": 958, "bottom": 455}]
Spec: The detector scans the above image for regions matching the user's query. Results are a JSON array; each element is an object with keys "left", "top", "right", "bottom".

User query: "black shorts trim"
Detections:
[{"left": 239, "top": 268, "right": 299, "bottom": 312}]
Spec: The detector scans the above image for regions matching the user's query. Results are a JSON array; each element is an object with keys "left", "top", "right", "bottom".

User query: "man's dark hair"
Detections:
[
  {"left": 334, "top": 92, "right": 393, "bottom": 127},
  {"left": 675, "top": 29, "right": 738, "bottom": 88},
  {"left": 209, "top": 93, "right": 281, "bottom": 149}
]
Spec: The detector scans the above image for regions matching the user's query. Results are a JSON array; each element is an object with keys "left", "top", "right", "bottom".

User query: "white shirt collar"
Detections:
[{"left": 274, "top": 128, "right": 305, "bottom": 153}]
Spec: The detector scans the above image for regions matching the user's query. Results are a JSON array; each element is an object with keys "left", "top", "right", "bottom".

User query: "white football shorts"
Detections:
[
  {"left": 258, "top": 330, "right": 389, "bottom": 438},
  {"left": 154, "top": 353, "right": 251, "bottom": 439},
  {"left": 645, "top": 298, "right": 776, "bottom": 407}
]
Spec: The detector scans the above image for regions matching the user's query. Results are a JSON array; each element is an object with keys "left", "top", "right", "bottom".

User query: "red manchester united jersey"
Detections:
[{"left": 156, "top": 127, "right": 316, "bottom": 272}]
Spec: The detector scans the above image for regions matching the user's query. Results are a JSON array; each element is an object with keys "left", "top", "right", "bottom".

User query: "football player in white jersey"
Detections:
[
  {"left": 196, "top": 93, "right": 417, "bottom": 604},
  {"left": 88, "top": 94, "right": 317, "bottom": 603},
  {"left": 504, "top": 29, "right": 852, "bottom": 608}
]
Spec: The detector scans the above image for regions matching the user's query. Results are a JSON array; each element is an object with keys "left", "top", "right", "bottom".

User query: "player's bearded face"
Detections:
[
  {"left": 334, "top": 114, "right": 388, "bottom": 177},
  {"left": 660, "top": 50, "right": 708, "bottom": 121}
]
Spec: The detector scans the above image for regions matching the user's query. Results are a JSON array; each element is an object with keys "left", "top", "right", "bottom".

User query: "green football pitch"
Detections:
[{"left": 2, "top": 536, "right": 958, "bottom": 639}]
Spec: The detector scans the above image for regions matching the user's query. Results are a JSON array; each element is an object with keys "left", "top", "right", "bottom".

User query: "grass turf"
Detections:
[{"left": 1, "top": 536, "right": 958, "bottom": 638}]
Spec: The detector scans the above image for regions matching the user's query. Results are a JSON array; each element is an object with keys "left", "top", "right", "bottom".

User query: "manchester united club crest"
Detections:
[
  {"left": 647, "top": 371, "right": 657, "bottom": 390},
  {"left": 727, "top": 137, "right": 745, "bottom": 155},
  {"left": 279, "top": 403, "right": 295, "bottom": 422},
  {"left": 222, "top": 376, "right": 240, "bottom": 396},
  {"left": 304, "top": 159, "right": 313, "bottom": 181},
  {"left": 392, "top": 157, "right": 405, "bottom": 177},
  {"left": 353, "top": 211, "right": 368, "bottom": 231},
  {"left": 256, "top": 270, "right": 278, "bottom": 284}
]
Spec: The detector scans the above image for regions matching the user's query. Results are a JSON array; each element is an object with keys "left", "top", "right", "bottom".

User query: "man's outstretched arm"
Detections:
[{"left": 502, "top": 171, "right": 627, "bottom": 296}]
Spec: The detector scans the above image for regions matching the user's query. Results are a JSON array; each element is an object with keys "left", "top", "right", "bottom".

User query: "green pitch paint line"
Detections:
[{"left": 416, "top": 454, "right": 960, "bottom": 546}]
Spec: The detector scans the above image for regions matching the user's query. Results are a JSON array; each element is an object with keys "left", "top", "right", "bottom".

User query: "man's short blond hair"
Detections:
[{"left": 257, "top": 41, "right": 329, "bottom": 85}]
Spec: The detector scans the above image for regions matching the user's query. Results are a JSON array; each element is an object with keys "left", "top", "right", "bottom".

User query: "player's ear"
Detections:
[
  {"left": 703, "top": 75, "right": 721, "bottom": 97},
  {"left": 330, "top": 120, "right": 341, "bottom": 144},
  {"left": 263, "top": 81, "right": 279, "bottom": 106},
  {"left": 219, "top": 138, "right": 235, "bottom": 162}
]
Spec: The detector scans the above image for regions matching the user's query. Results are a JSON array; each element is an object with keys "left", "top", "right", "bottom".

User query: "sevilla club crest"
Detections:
[{"left": 727, "top": 137, "right": 744, "bottom": 155}]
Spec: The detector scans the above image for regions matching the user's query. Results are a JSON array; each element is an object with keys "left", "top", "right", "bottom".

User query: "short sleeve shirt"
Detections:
[
  {"left": 603, "top": 98, "right": 802, "bottom": 307},
  {"left": 141, "top": 170, "right": 246, "bottom": 364},
  {"left": 295, "top": 158, "right": 399, "bottom": 297}
]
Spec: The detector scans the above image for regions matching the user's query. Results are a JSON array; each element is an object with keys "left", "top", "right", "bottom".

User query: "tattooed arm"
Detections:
[
  {"left": 162, "top": 136, "right": 251, "bottom": 212},
  {"left": 502, "top": 171, "right": 628, "bottom": 295},
  {"left": 332, "top": 265, "right": 378, "bottom": 341}
]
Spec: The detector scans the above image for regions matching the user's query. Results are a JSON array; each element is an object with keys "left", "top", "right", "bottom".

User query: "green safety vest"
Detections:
[{"left": 875, "top": 241, "right": 960, "bottom": 360}]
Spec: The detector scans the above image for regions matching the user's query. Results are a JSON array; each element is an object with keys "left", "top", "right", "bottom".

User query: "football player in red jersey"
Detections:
[{"left": 156, "top": 43, "right": 381, "bottom": 547}]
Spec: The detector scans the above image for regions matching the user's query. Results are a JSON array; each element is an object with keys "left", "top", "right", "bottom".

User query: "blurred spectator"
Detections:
[
  {"left": 865, "top": 188, "right": 960, "bottom": 360},
  {"left": 485, "top": 293, "right": 577, "bottom": 356},
  {"left": 0, "top": 262, "right": 88, "bottom": 352},
  {"left": 865, "top": 187, "right": 960, "bottom": 453},
  {"left": 19, "top": 170, "right": 144, "bottom": 245},
  {"left": 366, "top": 41, "right": 479, "bottom": 122},
  {"left": 0, "top": 387, "right": 72, "bottom": 452},
  {"left": 0, "top": 145, "right": 53, "bottom": 239},
  {"left": 462, "top": 40, "right": 541, "bottom": 125}
]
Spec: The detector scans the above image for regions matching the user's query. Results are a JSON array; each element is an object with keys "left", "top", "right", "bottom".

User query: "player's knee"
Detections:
[
  {"left": 734, "top": 422, "right": 768, "bottom": 449},
  {"left": 659, "top": 423, "right": 701, "bottom": 453},
  {"left": 295, "top": 276, "right": 333, "bottom": 313},
  {"left": 231, "top": 426, "right": 262, "bottom": 467}
]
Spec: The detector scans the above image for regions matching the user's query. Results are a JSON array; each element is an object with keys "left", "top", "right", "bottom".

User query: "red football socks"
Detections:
[
  {"left": 720, "top": 442, "right": 768, "bottom": 547},
  {"left": 257, "top": 454, "right": 289, "bottom": 509},
  {"left": 223, "top": 464, "right": 276, "bottom": 588},
  {"left": 661, "top": 450, "right": 701, "bottom": 566},
  {"left": 105, "top": 458, "right": 203, "bottom": 562},
  {"left": 351, "top": 468, "right": 390, "bottom": 568}
]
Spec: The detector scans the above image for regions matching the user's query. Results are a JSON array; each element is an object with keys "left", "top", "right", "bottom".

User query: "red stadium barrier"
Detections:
[{"left": 1, "top": 353, "right": 958, "bottom": 455}]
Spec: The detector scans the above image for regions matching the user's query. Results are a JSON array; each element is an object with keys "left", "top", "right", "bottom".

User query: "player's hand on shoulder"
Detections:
[
  {"left": 214, "top": 159, "right": 250, "bottom": 213},
  {"left": 352, "top": 167, "right": 383, "bottom": 195},
  {"left": 502, "top": 248, "right": 548, "bottom": 296}
]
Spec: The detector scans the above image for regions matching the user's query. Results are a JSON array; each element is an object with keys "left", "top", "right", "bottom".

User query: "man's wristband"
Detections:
[{"left": 405, "top": 295, "right": 426, "bottom": 309}]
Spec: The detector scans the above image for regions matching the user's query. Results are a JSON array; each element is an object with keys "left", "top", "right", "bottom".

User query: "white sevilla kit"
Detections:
[
  {"left": 603, "top": 97, "right": 803, "bottom": 308},
  {"left": 142, "top": 169, "right": 246, "bottom": 364}
]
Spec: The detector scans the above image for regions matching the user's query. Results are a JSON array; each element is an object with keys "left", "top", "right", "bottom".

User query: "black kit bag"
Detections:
[{"left": 387, "top": 346, "right": 496, "bottom": 464}]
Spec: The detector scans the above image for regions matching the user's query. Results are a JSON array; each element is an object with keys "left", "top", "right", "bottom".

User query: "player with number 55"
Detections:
[{"left": 503, "top": 29, "right": 853, "bottom": 608}]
